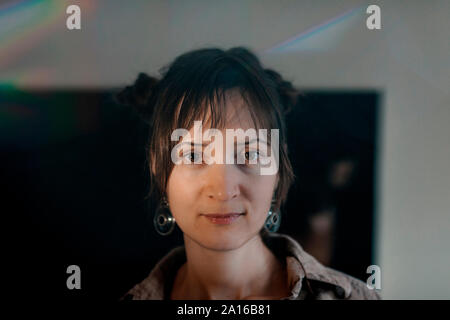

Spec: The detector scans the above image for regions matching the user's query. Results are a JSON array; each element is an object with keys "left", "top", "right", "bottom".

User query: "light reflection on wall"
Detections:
[{"left": 0, "top": 0, "right": 97, "bottom": 86}]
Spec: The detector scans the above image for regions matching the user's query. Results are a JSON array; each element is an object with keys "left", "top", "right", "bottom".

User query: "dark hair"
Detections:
[{"left": 117, "top": 47, "right": 298, "bottom": 212}]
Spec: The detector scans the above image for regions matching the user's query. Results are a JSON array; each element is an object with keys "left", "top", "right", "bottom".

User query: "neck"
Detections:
[{"left": 171, "top": 233, "right": 289, "bottom": 300}]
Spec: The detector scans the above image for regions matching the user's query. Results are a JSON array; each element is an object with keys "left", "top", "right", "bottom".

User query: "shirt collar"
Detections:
[
  {"left": 262, "top": 232, "right": 352, "bottom": 299},
  {"left": 127, "top": 232, "right": 352, "bottom": 299}
]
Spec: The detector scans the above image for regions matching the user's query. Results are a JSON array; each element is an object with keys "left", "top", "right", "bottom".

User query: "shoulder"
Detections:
[
  {"left": 262, "top": 232, "right": 381, "bottom": 300},
  {"left": 315, "top": 266, "right": 382, "bottom": 300},
  {"left": 120, "top": 246, "right": 186, "bottom": 300}
]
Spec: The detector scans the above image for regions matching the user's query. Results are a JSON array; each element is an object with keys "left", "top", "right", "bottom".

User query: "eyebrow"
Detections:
[
  {"left": 178, "top": 142, "right": 210, "bottom": 147},
  {"left": 178, "top": 138, "right": 268, "bottom": 147}
]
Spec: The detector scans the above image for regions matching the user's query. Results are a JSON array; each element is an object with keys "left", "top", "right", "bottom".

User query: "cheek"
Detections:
[
  {"left": 245, "top": 175, "right": 277, "bottom": 217},
  {"left": 166, "top": 167, "right": 197, "bottom": 215}
]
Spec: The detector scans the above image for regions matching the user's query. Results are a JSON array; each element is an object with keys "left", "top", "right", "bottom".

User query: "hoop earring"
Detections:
[
  {"left": 265, "top": 198, "right": 281, "bottom": 233},
  {"left": 153, "top": 196, "right": 175, "bottom": 236}
]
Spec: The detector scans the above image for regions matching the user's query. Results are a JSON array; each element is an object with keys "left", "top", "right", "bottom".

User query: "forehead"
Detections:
[{"left": 183, "top": 89, "right": 258, "bottom": 132}]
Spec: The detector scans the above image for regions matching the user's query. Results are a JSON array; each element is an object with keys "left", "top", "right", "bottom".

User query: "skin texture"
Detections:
[{"left": 165, "top": 90, "right": 289, "bottom": 300}]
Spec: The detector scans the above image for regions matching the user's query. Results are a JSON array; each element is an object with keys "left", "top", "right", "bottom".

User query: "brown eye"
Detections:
[
  {"left": 183, "top": 150, "right": 202, "bottom": 163},
  {"left": 245, "top": 150, "right": 259, "bottom": 162}
]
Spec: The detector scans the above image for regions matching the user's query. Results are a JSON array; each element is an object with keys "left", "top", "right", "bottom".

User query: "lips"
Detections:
[{"left": 201, "top": 213, "right": 244, "bottom": 225}]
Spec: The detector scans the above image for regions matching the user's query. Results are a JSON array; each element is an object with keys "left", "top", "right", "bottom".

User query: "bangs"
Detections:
[{"left": 164, "top": 60, "right": 278, "bottom": 134}]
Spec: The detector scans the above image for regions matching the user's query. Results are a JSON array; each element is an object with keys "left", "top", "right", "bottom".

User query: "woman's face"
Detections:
[{"left": 166, "top": 91, "right": 278, "bottom": 251}]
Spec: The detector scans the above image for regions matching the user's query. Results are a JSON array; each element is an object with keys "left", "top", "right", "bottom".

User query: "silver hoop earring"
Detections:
[
  {"left": 153, "top": 196, "right": 175, "bottom": 236},
  {"left": 265, "top": 198, "right": 281, "bottom": 233}
]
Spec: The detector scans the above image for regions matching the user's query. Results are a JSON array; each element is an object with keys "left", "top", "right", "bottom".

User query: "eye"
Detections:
[
  {"left": 183, "top": 150, "right": 202, "bottom": 164},
  {"left": 244, "top": 150, "right": 260, "bottom": 162}
]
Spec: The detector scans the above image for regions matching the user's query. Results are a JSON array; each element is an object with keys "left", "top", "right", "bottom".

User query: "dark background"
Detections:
[{"left": 2, "top": 89, "right": 379, "bottom": 300}]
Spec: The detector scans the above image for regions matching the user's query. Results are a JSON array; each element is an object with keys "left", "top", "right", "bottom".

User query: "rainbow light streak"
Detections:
[
  {"left": 0, "top": 0, "right": 62, "bottom": 69},
  {"left": 0, "top": 0, "right": 41, "bottom": 17},
  {"left": 264, "top": 6, "right": 365, "bottom": 54},
  {"left": 0, "top": 0, "right": 95, "bottom": 77}
]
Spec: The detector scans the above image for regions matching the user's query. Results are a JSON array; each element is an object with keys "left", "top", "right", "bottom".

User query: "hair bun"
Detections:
[
  {"left": 265, "top": 68, "right": 299, "bottom": 115},
  {"left": 116, "top": 72, "right": 159, "bottom": 121}
]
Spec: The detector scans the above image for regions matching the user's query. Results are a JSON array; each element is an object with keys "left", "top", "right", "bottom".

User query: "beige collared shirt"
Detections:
[{"left": 122, "top": 232, "right": 381, "bottom": 300}]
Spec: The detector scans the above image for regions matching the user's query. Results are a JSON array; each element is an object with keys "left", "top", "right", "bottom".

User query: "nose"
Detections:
[{"left": 204, "top": 164, "right": 240, "bottom": 201}]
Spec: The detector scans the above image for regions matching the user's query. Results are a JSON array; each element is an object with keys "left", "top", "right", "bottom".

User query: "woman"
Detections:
[{"left": 117, "top": 47, "right": 380, "bottom": 300}]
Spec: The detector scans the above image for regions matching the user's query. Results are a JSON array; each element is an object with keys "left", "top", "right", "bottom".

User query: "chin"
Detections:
[{"left": 197, "top": 230, "right": 257, "bottom": 251}]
